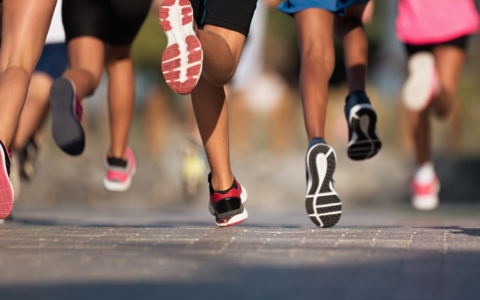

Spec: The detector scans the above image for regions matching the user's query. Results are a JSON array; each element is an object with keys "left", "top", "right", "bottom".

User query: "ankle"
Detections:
[
  {"left": 107, "top": 149, "right": 127, "bottom": 161},
  {"left": 210, "top": 172, "right": 235, "bottom": 192}
]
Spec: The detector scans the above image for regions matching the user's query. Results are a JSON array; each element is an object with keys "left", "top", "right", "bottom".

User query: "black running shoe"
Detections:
[
  {"left": 50, "top": 78, "right": 85, "bottom": 156},
  {"left": 305, "top": 138, "right": 341, "bottom": 228},
  {"left": 207, "top": 173, "right": 248, "bottom": 227},
  {"left": 345, "top": 91, "right": 382, "bottom": 160}
]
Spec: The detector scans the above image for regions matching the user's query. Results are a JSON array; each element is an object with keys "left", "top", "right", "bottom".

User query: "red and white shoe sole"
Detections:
[
  {"left": 159, "top": 0, "right": 203, "bottom": 95},
  {"left": 0, "top": 150, "right": 14, "bottom": 220}
]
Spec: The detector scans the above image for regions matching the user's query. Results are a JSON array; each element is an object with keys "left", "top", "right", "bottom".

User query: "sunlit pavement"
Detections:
[{"left": 1, "top": 205, "right": 479, "bottom": 300}]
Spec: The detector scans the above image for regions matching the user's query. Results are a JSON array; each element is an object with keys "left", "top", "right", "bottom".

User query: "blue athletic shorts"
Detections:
[
  {"left": 34, "top": 43, "right": 68, "bottom": 79},
  {"left": 278, "top": 0, "right": 370, "bottom": 16}
]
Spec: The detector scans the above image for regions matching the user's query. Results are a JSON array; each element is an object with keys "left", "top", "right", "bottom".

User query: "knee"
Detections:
[
  {"left": 203, "top": 66, "right": 235, "bottom": 87},
  {"left": 301, "top": 46, "right": 335, "bottom": 78},
  {"left": 3, "top": 65, "right": 32, "bottom": 84}
]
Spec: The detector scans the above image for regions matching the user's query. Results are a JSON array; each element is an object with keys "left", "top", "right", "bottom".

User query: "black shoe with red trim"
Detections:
[{"left": 208, "top": 173, "right": 248, "bottom": 227}]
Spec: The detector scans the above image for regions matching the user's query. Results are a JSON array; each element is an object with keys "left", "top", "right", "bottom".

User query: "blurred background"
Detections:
[{"left": 11, "top": 0, "right": 480, "bottom": 218}]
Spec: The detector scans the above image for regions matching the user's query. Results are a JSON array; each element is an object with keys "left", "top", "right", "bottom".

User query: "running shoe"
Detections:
[
  {"left": 103, "top": 148, "right": 136, "bottom": 192},
  {"left": 159, "top": 0, "right": 203, "bottom": 95},
  {"left": 411, "top": 167, "right": 440, "bottom": 211},
  {"left": 0, "top": 140, "right": 14, "bottom": 220},
  {"left": 402, "top": 51, "right": 439, "bottom": 112},
  {"left": 50, "top": 77, "right": 85, "bottom": 156},
  {"left": 305, "top": 138, "right": 341, "bottom": 227},
  {"left": 345, "top": 91, "right": 382, "bottom": 160},
  {"left": 208, "top": 173, "right": 248, "bottom": 227},
  {"left": 17, "top": 138, "right": 38, "bottom": 180}
]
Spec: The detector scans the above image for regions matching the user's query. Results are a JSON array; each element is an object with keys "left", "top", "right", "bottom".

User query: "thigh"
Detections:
[
  {"left": 107, "top": 0, "right": 152, "bottom": 46},
  {"left": 203, "top": 24, "right": 246, "bottom": 68},
  {"left": 63, "top": 0, "right": 109, "bottom": 44},
  {"left": 432, "top": 45, "right": 466, "bottom": 92},
  {"left": 0, "top": 0, "right": 57, "bottom": 74},
  {"left": 294, "top": 8, "right": 335, "bottom": 55},
  {"left": 336, "top": 3, "right": 368, "bottom": 21}
]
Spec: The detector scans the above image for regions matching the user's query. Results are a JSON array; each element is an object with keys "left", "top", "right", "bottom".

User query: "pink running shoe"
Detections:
[
  {"left": 207, "top": 174, "right": 248, "bottom": 227},
  {"left": 103, "top": 148, "right": 136, "bottom": 192},
  {"left": 411, "top": 175, "right": 440, "bottom": 211},
  {"left": 159, "top": 0, "right": 203, "bottom": 95},
  {"left": 0, "top": 140, "right": 14, "bottom": 220}
]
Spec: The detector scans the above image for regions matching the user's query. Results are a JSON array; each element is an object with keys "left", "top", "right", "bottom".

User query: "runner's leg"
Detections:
[
  {"left": 408, "top": 109, "right": 431, "bottom": 165},
  {"left": 431, "top": 45, "right": 466, "bottom": 119},
  {"left": 64, "top": 37, "right": 105, "bottom": 99},
  {"left": 334, "top": 4, "right": 368, "bottom": 94},
  {"left": 105, "top": 44, "right": 135, "bottom": 160},
  {"left": 0, "top": 0, "right": 56, "bottom": 147},
  {"left": 13, "top": 73, "right": 53, "bottom": 149},
  {"left": 294, "top": 8, "right": 335, "bottom": 141},
  {"left": 192, "top": 25, "right": 246, "bottom": 191}
]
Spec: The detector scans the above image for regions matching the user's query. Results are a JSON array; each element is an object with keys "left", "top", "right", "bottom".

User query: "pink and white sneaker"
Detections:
[
  {"left": 208, "top": 174, "right": 248, "bottom": 227},
  {"left": 159, "top": 0, "right": 203, "bottom": 95},
  {"left": 0, "top": 140, "right": 14, "bottom": 220},
  {"left": 402, "top": 51, "right": 440, "bottom": 112},
  {"left": 411, "top": 175, "right": 440, "bottom": 211},
  {"left": 103, "top": 148, "right": 136, "bottom": 192}
]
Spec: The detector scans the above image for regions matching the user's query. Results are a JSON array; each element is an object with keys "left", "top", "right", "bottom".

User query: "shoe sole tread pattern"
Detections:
[
  {"left": 306, "top": 144, "right": 341, "bottom": 228},
  {"left": 160, "top": 0, "right": 202, "bottom": 95},
  {"left": 348, "top": 105, "right": 382, "bottom": 161},
  {"left": 402, "top": 52, "right": 436, "bottom": 112},
  {"left": 50, "top": 78, "right": 85, "bottom": 156}
]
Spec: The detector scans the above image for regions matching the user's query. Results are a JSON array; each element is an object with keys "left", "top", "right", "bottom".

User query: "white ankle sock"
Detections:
[{"left": 414, "top": 162, "right": 436, "bottom": 184}]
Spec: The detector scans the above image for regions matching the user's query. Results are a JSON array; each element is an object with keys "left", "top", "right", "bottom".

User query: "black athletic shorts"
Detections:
[
  {"left": 190, "top": 0, "right": 258, "bottom": 37},
  {"left": 405, "top": 35, "right": 469, "bottom": 57},
  {"left": 62, "top": 0, "right": 152, "bottom": 45}
]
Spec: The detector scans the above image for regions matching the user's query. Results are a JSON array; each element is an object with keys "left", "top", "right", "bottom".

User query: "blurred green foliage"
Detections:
[{"left": 132, "top": 14, "right": 168, "bottom": 73}]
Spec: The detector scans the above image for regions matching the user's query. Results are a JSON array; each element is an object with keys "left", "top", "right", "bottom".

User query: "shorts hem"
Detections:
[{"left": 203, "top": 17, "right": 250, "bottom": 37}]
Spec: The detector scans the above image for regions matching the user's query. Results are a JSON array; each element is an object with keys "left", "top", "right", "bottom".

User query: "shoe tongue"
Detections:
[{"left": 107, "top": 157, "right": 127, "bottom": 168}]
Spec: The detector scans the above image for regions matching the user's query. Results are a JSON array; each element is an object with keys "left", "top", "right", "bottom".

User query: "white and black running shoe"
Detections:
[
  {"left": 207, "top": 173, "right": 248, "bottom": 227},
  {"left": 305, "top": 138, "right": 341, "bottom": 228},
  {"left": 50, "top": 78, "right": 85, "bottom": 156},
  {"left": 345, "top": 91, "right": 382, "bottom": 160}
]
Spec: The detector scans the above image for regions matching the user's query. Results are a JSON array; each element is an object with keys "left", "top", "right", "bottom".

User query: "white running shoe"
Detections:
[
  {"left": 305, "top": 138, "right": 341, "bottom": 227},
  {"left": 402, "top": 51, "right": 439, "bottom": 112},
  {"left": 159, "top": 0, "right": 203, "bottom": 95}
]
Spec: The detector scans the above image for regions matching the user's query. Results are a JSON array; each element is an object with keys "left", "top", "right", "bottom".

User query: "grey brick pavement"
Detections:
[{"left": 1, "top": 206, "right": 479, "bottom": 300}]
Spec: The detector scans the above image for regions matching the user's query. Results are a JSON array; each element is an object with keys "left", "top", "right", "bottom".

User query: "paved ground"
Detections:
[{"left": 1, "top": 205, "right": 479, "bottom": 300}]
